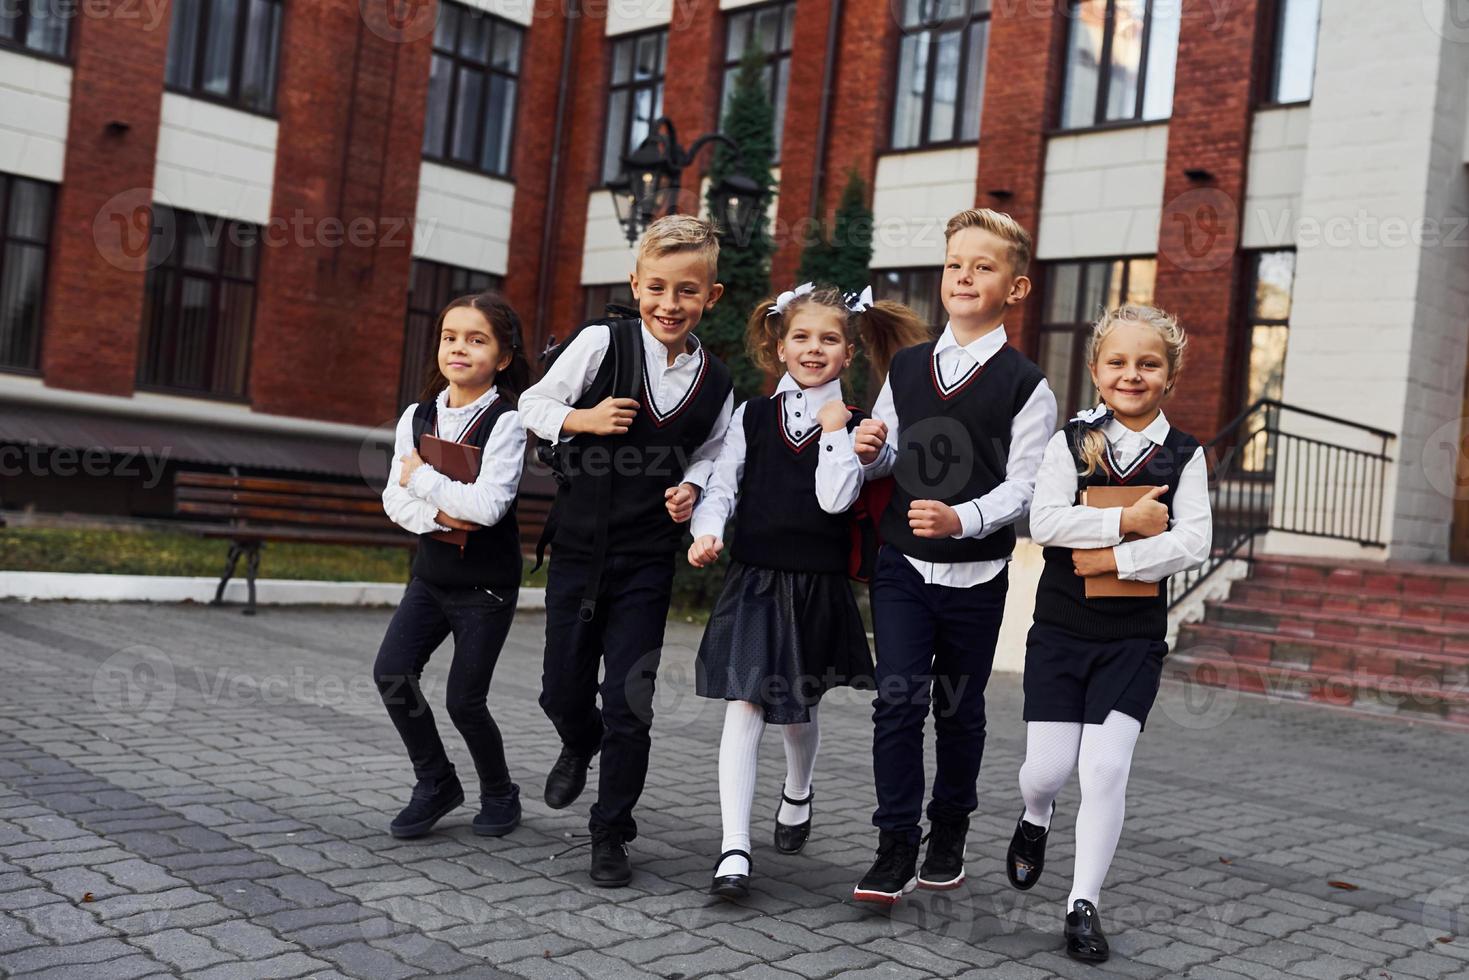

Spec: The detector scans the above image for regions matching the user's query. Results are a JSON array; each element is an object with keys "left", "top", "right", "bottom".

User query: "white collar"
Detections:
[
  {"left": 934, "top": 322, "right": 1007, "bottom": 366},
  {"left": 1102, "top": 408, "right": 1171, "bottom": 446},
  {"left": 640, "top": 322, "right": 701, "bottom": 366},
  {"left": 436, "top": 384, "right": 498, "bottom": 415},
  {"left": 775, "top": 372, "right": 844, "bottom": 407}
]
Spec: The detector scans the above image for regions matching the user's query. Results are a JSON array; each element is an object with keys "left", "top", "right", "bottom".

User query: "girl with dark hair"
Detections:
[{"left": 374, "top": 291, "right": 534, "bottom": 839}]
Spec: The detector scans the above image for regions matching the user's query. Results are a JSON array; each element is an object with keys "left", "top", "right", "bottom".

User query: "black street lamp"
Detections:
[{"left": 606, "top": 116, "right": 766, "bottom": 247}]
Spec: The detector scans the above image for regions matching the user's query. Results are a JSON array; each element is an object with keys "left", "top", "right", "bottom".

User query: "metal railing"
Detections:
[{"left": 1167, "top": 399, "right": 1396, "bottom": 607}]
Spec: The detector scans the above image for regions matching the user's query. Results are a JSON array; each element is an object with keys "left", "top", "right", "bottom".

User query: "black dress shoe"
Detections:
[
  {"left": 588, "top": 830, "right": 631, "bottom": 887},
  {"left": 472, "top": 783, "right": 521, "bottom": 837},
  {"left": 773, "top": 788, "right": 812, "bottom": 854},
  {"left": 709, "top": 848, "right": 752, "bottom": 899},
  {"left": 1065, "top": 899, "right": 1110, "bottom": 962},
  {"left": 389, "top": 773, "right": 464, "bottom": 839},
  {"left": 543, "top": 746, "right": 595, "bottom": 810},
  {"left": 917, "top": 816, "right": 967, "bottom": 889},
  {"left": 852, "top": 831, "right": 919, "bottom": 905},
  {"left": 1006, "top": 805, "right": 1053, "bottom": 891}
]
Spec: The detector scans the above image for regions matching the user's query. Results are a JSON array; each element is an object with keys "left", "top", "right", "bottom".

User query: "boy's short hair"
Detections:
[
  {"left": 636, "top": 214, "right": 720, "bottom": 282},
  {"left": 944, "top": 208, "right": 1032, "bottom": 277}
]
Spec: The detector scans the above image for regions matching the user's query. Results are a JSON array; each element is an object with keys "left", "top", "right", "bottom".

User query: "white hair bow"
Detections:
[
  {"left": 1070, "top": 404, "right": 1114, "bottom": 428},
  {"left": 844, "top": 285, "right": 874, "bottom": 314},
  {"left": 770, "top": 281, "right": 815, "bottom": 317}
]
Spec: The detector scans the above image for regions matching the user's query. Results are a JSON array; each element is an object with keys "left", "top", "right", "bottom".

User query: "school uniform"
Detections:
[
  {"left": 519, "top": 321, "right": 733, "bottom": 843},
  {"left": 374, "top": 386, "right": 525, "bottom": 797},
  {"left": 692, "top": 373, "right": 874, "bottom": 725},
  {"left": 862, "top": 323, "right": 1056, "bottom": 840},
  {"left": 1024, "top": 408, "right": 1212, "bottom": 728}
]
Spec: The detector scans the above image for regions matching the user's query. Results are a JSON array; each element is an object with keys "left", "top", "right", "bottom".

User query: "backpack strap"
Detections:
[{"left": 578, "top": 317, "right": 643, "bottom": 622}]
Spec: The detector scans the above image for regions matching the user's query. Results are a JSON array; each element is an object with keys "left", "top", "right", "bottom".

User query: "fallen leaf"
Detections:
[
  {"left": 1218, "top": 857, "right": 1232, "bottom": 865},
  {"left": 1436, "top": 936, "right": 1453, "bottom": 944},
  {"left": 1327, "top": 880, "right": 1359, "bottom": 891},
  {"left": 81, "top": 892, "right": 93, "bottom": 903}
]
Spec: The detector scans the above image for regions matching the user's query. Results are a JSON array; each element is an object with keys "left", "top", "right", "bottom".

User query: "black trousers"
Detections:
[
  {"left": 373, "top": 577, "right": 518, "bottom": 795},
  {"left": 539, "top": 550, "right": 675, "bottom": 842},
  {"left": 869, "top": 545, "right": 1008, "bottom": 841}
]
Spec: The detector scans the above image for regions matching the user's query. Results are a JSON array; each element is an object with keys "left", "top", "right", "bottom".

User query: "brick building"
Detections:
[{"left": 1, "top": 0, "right": 1466, "bottom": 565}]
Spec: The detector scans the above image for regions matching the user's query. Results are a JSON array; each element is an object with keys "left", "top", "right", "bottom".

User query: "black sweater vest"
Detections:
[
  {"left": 1034, "top": 423, "right": 1201, "bottom": 642},
  {"left": 409, "top": 396, "right": 523, "bottom": 590},
  {"left": 879, "top": 340, "right": 1046, "bottom": 563},
  {"left": 730, "top": 394, "right": 865, "bottom": 574},
  {"left": 552, "top": 339, "right": 732, "bottom": 558}
]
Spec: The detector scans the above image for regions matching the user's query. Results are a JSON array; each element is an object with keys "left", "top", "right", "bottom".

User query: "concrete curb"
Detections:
[{"left": 0, "top": 572, "right": 548, "bottom": 609}]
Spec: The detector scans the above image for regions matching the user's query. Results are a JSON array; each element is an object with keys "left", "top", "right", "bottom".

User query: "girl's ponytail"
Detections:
[
  {"left": 744, "top": 297, "right": 785, "bottom": 376},
  {"left": 853, "top": 300, "right": 930, "bottom": 378},
  {"left": 1077, "top": 428, "right": 1107, "bottom": 478}
]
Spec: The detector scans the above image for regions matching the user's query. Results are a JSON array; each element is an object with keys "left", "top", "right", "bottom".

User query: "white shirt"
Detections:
[
  {"left": 690, "top": 373, "right": 864, "bottom": 541},
  {"left": 1029, "top": 408, "right": 1212, "bottom": 582},
  {"left": 864, "top": 323, "right": 1058, "bottom": 587},
  {"left": 517, "top": 321, "right": 734, "bottom": 491},
  {"left": 381, "top": 385, "right": 527, "bottom": 534}
]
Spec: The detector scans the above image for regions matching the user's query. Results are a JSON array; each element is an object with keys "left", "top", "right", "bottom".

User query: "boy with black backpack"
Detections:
[{"left": 518, "top": 214, "right": 733, "bottom": 887}]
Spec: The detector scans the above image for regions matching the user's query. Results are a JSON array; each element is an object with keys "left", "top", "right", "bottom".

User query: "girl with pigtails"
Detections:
[{"left": 686, "top": 282, "right": 928, "bottom": 899}]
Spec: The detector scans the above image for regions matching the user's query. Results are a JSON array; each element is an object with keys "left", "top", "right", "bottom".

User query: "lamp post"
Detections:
[{"left": 606, "top": 116, "right": 766, "bottom": 247}]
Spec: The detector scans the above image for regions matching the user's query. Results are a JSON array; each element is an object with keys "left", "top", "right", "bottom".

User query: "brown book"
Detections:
[
  {"left": 1080, "top": 486, "right": 1160, "bottom": 598},
  {"left": 419, "top": 434, "right": 483, "bottom": 548}
]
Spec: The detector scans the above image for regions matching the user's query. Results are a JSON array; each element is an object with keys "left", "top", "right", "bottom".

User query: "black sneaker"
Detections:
[
  {"left": 472, "top": 783, "right": 521, "bottom": 837},
  {"left": 917, "top": 816, "right": 968, "bottom": 890},
  {"left": 543, "top": 746, "right": 595, "bottom": 810},
  {"left": 852, "top": 831, "right": 919, "bottom": 905},
  {"left": 588, "top": 829, "right": 632, "bottom": 887},
  {"left": 1065, "top": 899, "right": 1110, "bottom": 963},
  {"left": 389, "top": 773, "right": 464, "bottom": 839}
]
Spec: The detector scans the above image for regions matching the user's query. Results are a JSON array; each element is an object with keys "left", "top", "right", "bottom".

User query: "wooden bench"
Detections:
[{"left": 175, "top": 471, "right": 413, "bottom": 614}]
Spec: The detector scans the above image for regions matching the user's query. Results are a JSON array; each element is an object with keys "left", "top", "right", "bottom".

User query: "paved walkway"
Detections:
[{"left": 1, "top": 601, "right": 1468, "bottom": 979}]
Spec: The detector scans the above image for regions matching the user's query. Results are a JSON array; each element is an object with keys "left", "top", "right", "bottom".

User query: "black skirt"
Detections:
[
  {"left": 1022, "top": 622, "right": 1167, "bottom": 729},
  {"left": 696, "top": 560, "right": 874, "bottom": 724}
]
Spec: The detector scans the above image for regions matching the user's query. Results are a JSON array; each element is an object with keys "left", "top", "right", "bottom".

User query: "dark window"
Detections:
[
  {"left": 401, "top": 259, "right": 503, "bottom": 407},
  {"left": 0, "top": 1, "right": 70, "bottom": 59},
  {"left": 0, "top": 173, "right": 54, "bottom": 372},
  {"left": 1266, "top": 0, "right": 1320, "bottom": 104},
  {"left": 720, "top": 1, "right": 795, "bottom": 159},
  {"left": 582, "top": 282, "right": 636, "bottom": 322},
  {"left": 166, "top": 0, "right": 283, "bottom": 114},
  {"left": 138, "top": 206, "right": 259, "bottom": 399},
  {"left": 874, "top": 267, "right": 944, "bottom": 334},
  {"left": 422, "top": 1, "right": 523, "bottom": 178},
  {"left": 602, "top": 29, "right": 668, "bottom": 182},
  {"left": 1238, "top": 249, "right": 1294, "bottom": 470},
  {"left": 891, "top": 0, "right": 991, "bottom": 150},
  {"left": 1059, "top": 0, "right": 1178, "bottom": 130},
  {"left": 1037, "top": 256, "right": 1156, "bottom": 421}
]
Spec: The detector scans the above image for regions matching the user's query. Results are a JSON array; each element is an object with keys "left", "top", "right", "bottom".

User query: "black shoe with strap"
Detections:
[
  {"left": 917, "top": 815, "right": 968, "bottom": 890},
  {"left": 544, "top": 746, "right": 595, "bottom": 810},
  {"left": 389, "top": 773, "right": 464, "bottom": 839},
  {"left": 588, "top": 829, "right": 632, "bottom": 887},
  {"left": 852, "top": 831, "right": 919, "bottom": 905},
  {"left": 773, "top": 788, "right": 812, "bottom": 854},
  {"left": 1065, "top": 899, "right": 1110, "bottom": 962},
  {"left": 709, "top": 848, "right": 752, "bottom": 899},
  {"left": 1006, "top": 804, "right": 1054, "bottom": 891}
]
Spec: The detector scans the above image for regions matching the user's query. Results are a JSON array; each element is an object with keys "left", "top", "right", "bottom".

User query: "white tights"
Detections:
[
  {"left": 1016, "top": 710, "right": 1142, "bottom": 910},
  {"left": 715, "top": 700, "right": 820, "bottom": 877}
]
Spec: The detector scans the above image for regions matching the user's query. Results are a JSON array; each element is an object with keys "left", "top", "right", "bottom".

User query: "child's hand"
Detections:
[
  {"left": 1073, "top": 548, "right": 1117, "bottom": 577},
  {"left": 665, "top": 483, "right": 700, "bottom": 523},
  {"left": 854, "top": 418, "right": 888, "bottom": 464},
  {"left": 568, "top": 396, "right": 640, "bottom": 436},
  {"left": 399, "top": 451, "right": 425, "bottom": 487},
  {"left": 688, "top": 535, "right": 723, "bottom": 567},
  {"left": 817, "top": 401, "right": 852, "bottom": 433},
  {"left": 1120, "top": 485, "right": 1169, "bottom": 537},
  {"left": 908, "top": 500, "right": 962, "bottom": 538},
  {"left": 435, "top": 511, "right": 482, "bottom": 532}
]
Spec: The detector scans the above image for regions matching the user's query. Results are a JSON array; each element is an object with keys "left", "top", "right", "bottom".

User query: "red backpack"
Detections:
[{"left": 848, "top": 475, "right": 893, "bottom": 583}]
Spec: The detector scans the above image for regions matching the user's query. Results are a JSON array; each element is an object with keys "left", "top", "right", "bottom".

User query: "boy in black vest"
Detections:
[
  {"left": 519, "top": 214, "right": 734, "bottom": 887},
  {"left": 850, "top": 209, "right": 1057, "bottom": 904}
]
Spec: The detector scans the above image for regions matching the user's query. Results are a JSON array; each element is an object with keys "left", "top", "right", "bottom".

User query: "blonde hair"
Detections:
[
  {"left": 745, "top": 285, "right": 930, "bottom": 380},
  {"left": 636, "top": 213, "right": 720, "bottom": 281},
  {"left": 1077, "top": 304, "right": 1189, "bottom": 477},
  {"left": 944, "top": 208, "right": 1033, "bottom": 277}
]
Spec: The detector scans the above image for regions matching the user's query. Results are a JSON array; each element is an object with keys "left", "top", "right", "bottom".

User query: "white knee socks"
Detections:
[
  {"left": 716, "top": 701, "right": 822, "bottom": 878},
  {"left": 778, "top": 702, "right": 819, "bottom": 826}
]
